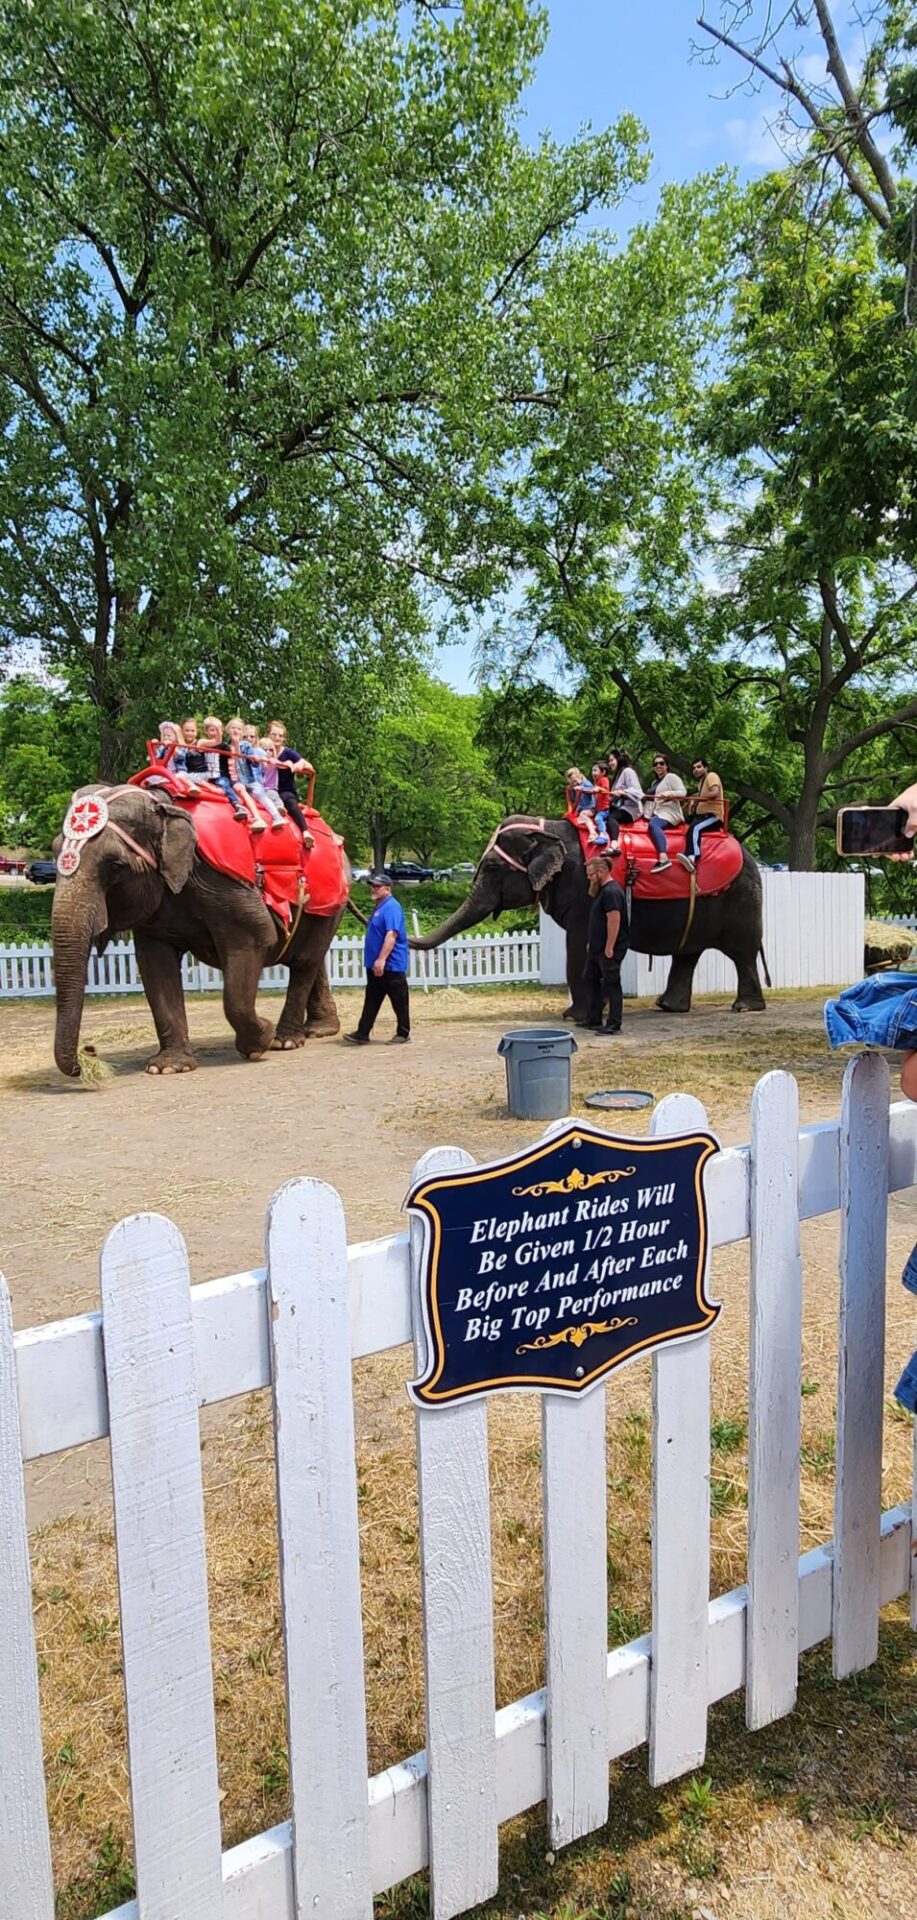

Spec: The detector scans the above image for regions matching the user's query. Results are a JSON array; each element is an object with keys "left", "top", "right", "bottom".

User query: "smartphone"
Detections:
[{"left": 836, "top": 806, "right": 912, "bottom": 857}]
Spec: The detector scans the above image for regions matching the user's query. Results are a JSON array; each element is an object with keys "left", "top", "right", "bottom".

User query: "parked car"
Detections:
[
  {"left": 450, "top": 862, "right": 476, "bottom": 878},
  {"left": 26, "top": 859, "right": 58, "bottom": 885},
  {"left": 351, "top": 866, "right": 371, "bottom": 884},
  {"left": 385, "top": 861, "right": 435, "bottom": 884},
  {"left": 0, "top": 853, "right": 25, "bottom": 874}
]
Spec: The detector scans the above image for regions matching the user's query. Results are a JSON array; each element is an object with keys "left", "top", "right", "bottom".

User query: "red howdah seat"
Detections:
[
  {"left": 129, "top": 764, "right": 348, "bottom": 925},
  {"left": 566, "top": 811, "right": 743, "bottom": 900}
]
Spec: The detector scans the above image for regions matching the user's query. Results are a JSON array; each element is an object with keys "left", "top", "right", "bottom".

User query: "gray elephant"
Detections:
[
  {"left": 412, "top": 815, "right": 768, "bottom": 1018},
  {"left": 51, "top": 784, "right": 347, "bottom": 1075}
]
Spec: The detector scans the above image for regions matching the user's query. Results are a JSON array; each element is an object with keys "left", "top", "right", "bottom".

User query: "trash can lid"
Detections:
[
  {"left": 497, "top": 1027, "right": 577, "bottom": 1055},
  {"left": 585, "top": 1088, "right": 653, "bottom": 1111}
]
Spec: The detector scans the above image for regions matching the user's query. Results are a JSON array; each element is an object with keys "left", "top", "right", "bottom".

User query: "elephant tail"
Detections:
[
  {"left": 758, "top": 944, "right": 772, "bottom": 989},
  {"left": 345, "top": 896, "right": 369, "bottom": 928}
]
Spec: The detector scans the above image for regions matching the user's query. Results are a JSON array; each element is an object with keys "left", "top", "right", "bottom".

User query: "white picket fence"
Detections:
[
  {"left": 2, "top": 1055, "right": 916, "bottom": 1920},
  {"left": 0, "top": 928, "right": 541, "bottom": 999}
]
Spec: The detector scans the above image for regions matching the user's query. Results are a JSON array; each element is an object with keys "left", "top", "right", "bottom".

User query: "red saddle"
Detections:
[
  {"left": 567, "top": 812, "right": 743, "bottom": 900},
  {"left": 129, "top": 765, "right": 348, "bottom": 925}
]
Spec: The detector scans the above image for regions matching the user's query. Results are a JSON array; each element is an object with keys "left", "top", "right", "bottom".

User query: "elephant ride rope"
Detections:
[{"left": 127, "top": 747, "right": 349, "bottom": 936}]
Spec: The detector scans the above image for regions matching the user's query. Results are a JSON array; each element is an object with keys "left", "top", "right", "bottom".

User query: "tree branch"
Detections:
[{"left": 696, "top": 13, "right": 892, "bottom": 228}]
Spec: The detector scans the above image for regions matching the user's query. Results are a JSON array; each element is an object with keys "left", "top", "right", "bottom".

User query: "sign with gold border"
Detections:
[{"left": 407, "top": 1120, "right": 720, "bottom": 1406}]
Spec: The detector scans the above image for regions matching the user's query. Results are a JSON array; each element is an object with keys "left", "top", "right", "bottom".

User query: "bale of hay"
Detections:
[{"left": 864, "top": 917, "right": 917, "bottom": 972}]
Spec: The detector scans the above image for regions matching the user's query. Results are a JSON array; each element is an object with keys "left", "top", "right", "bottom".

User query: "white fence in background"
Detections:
[
  {"left": 538, "top": 869, "right": 865, "bottom": 994},
  {"left": 2, "top": 1056, "right": 915, "bottom": 1920},
  {"left": 0, "top": 928, "right": 541, "bottom": 999}
]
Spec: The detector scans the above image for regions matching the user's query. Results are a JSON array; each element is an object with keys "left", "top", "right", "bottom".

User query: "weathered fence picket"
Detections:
[
  {"left": 409, "top": 1147, "right": 498, "bottom": 1920},
  {"left": 0, "top": 1279, "right": 55, "bottom": 1920},
  {"left": 746, "top": 1071, "right": 802, "bottom": 1728},
  {"left": 267, "top": 1181, "right": 373, "bottom": 1920},
  {"left": 100, "top": 1214, "right": 224, "bottom": 1920},
  {"left": 648, "top": 1093, "right": 712, "bottom": 1786},
  {"left": 1, "top": 1058, "right": 915, "bottom": 1920},
  {"left": 833, "top": 1052, "right": 890, "bottom": 1678}
]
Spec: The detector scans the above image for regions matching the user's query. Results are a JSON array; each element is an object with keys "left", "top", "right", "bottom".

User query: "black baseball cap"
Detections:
[{"left": 368, "top": 871, "right": 390, "bottom": 886}]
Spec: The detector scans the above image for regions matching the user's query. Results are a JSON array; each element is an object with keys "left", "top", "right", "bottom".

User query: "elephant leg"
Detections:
[
  {"left": 304, "top": 964, "right": 341, "bottom": 1038},
  {"left": 271, "top": 963, "right": 310, "bottom": 1049},
  {"left": 656, "top": 951, "right": 700, "bottom": 1013},
  {"left": 134, "top": 933, "right": 198, "bottom": 1074},
  {"left": 728, "top": 947, "right": 767, "bottom": 1012},
  {"left": 220, "top": 946, "right": 275, "bottom": 1059}
]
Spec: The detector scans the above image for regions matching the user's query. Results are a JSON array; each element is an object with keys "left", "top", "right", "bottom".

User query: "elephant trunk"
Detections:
[
  {"left": 409, "top": 877, "right": 496, "bottom": 950},
  {"left": 52, "top": 876, "right": 103, "bottom": 1077}
]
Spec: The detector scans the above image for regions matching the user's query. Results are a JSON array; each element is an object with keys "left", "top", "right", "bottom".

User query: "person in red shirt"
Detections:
[{"left": 592, "top": 761, "right": 611, "bottom": 836}]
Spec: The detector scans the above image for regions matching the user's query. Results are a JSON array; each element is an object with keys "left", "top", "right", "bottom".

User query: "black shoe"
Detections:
[
  {"left": 601, "top": 1024, "right": 622, "bottom": 1035},
  {"left": 576, "top": 1019, "right": 602, "bottom": 1029},
  {"left": 343, "top": 1031, "right": 370, "bottom": 1045},
  {"left": 390, "top": 1033, "right": 411, "bottom": 1043}
]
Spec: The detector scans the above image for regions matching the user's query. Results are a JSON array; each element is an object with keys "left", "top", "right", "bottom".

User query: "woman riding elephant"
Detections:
[
  {"left": 411, "top": 814, "right": 767, "bottom": 1021},
  {"left": 51, "top": 783, "right": 347, "bottom": 1075}
]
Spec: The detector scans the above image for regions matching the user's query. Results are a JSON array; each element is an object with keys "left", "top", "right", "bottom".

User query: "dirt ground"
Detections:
[{"left": 1, "top": 982, "right": 915, "bottom": 1920}]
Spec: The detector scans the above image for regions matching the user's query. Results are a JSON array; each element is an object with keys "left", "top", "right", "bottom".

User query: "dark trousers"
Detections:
[
  {"left": 584, "top": 950, "right": 625, "bottom": 1029},
  {"left": 280, "top": 790, "right": 307, "bottom": 833},
  {"left": 687, "top": 813, "right": 723, "bottom": 860},
  {"left": 357, "top": 968, "right": 411, "bottom": 1039}
]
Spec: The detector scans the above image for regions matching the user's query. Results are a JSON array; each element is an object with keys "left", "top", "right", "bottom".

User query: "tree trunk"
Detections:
[
  {"left": 369, "top": 815, "right": 388, "bottom": 870},
  {"left": 787, "top": 765, "right": 827, "bottom": 869}
]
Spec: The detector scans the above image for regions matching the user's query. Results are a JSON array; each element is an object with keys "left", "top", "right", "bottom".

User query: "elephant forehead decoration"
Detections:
[{"left": 57, "top": 792, "right": 110, "bottom": 876}]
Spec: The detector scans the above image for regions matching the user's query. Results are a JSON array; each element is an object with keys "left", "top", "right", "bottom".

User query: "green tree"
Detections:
[
  {"left": 0, "top": 0, "right": 644, "bottom": 775},
  {"left": 330, "top": 677, "right": 496, "bottom": 869},
  {"left": 492, "top": 157, "right": 917, "bottom": 868},
  {"left": 0, "top": 675, "right": 96, "bottom": 846}
]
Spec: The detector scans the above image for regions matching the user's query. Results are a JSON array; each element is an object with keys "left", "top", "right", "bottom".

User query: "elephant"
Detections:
[
  {"left": 51, "top": 783, "right": 348, "bottom": 1076},
  {"left": 411, "top": 815, "right": 768, "bottom": 1018}
]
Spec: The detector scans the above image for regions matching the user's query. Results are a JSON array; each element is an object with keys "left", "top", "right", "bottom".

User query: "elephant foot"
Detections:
[
  {"left": 655, "top": 997, "right": 691, "bottom": 1014},
  {"left": 237, "top": 1018, "right": 275, "bottom": 1061},
  {"left": 731, "top": 997, "right": 767, "bottom": 1012},
  {"left": 147, "top": 1047, "right": 197, "bottom": 1075},
  {"left": 304, "top": 1016, "right": 342, "bottom": 1039},
  {"left": 271, "top": 1030, "right": 307, "bottom": 1051}
]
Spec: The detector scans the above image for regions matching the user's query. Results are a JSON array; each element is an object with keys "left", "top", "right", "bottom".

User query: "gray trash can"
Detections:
[{"left": 498, "top": 1027, "right": 578, "bottom": 1121}]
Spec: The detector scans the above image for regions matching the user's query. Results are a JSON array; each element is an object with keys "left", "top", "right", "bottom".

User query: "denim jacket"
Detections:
[
  {"left": 894, "top": 1243, "right": 917, "bottom": 1415},
  {"left": 824, "top": 972, "right": 917, "bottom": 1052}
]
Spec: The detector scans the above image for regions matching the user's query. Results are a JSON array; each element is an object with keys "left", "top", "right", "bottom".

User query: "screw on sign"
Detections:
[
  {"left": 57, "top": 791, "right": 110, "bottom": 877},
  {"left": 406, "top": 1119, "right": 721, "bottom": 1407}
]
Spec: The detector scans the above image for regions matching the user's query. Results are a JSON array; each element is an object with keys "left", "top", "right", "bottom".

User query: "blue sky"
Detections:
[{"left": 438, "top": 0, "right": 809, "bottom": 693}]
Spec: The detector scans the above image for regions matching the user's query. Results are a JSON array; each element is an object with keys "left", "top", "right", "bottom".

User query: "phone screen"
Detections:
[{"left": 837, "top": 807, "right": 912, "bottom": 857}]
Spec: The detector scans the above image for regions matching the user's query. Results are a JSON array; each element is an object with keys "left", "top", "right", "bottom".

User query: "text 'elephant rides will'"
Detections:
[{"left": 51, "top": 752, "right": 350, "bottom": 1079}]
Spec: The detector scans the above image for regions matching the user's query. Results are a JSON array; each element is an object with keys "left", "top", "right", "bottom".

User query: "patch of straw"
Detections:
[{"left": 77, "top": 1046, "right": 113, "bottom": 1089}]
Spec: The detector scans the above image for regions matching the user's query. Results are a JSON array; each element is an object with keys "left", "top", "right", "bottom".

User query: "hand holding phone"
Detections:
[
  {"left": 889, "top": 782, "right": 917, "bottom": 856},
  {"left": 836, "top": 806, "right": 913, "bottom": 858}
]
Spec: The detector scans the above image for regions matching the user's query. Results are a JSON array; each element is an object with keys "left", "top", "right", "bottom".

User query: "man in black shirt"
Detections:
[{"left": 582, "top": 855, "right": 629, "bottom": 1033}]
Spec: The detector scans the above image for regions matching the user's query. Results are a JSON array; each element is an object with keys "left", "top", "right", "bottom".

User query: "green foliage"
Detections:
[
  {"left": 0, "top": 676, "right": 95, "bottom": 847},
  {"left": 326, "top": 677, "right": 499, "bottom": 866},
  {"left": 0, "top": 0, "right": 645, "bottom": 773}
]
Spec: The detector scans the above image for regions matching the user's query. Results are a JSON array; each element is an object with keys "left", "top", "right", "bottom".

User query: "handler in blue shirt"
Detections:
[{"left": 344, "top": 872, "right": 411, "bottom": 1044}]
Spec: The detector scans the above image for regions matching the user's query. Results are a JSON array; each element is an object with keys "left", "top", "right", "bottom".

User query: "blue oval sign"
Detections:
[{"left": 407, "top": 1121, "right": 720, "bottom": 1406}]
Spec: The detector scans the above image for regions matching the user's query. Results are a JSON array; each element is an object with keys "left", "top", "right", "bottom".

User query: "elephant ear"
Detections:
[
  {"left": 529, "top": 834, "right": 566, "bottom": 895},
  {"left": 159, "top": 809, "right": 197, "bottom": 893}
]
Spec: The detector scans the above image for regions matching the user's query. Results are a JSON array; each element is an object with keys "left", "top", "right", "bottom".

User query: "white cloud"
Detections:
[{"left": 725, "top": 111, "right": 794, "bottom": 168}]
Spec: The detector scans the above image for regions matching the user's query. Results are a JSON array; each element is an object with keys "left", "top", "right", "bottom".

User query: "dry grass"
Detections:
[
  {"left": 9, "top": 986, "right": 917, "bottom": 1917},
  {"left": 37, "top": 1254, "right": 916, "bottom": 1917}
]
